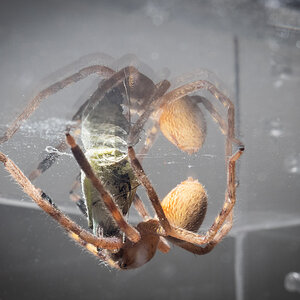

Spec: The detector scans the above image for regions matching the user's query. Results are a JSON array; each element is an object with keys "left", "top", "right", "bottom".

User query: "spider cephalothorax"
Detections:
[{"left": 0, "top": 54, "right": 244, "bottom": 270}]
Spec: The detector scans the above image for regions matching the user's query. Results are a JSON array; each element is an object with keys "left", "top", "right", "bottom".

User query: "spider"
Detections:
[{"left": 0, "top": 54, "right": 244, "bottom": 269}]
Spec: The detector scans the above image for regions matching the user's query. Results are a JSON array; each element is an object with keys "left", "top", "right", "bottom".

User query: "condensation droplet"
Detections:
[
  {"left": 284, "top": 272, "right": 300, "bottom": 293},
  {"left": 265, "top": 118, "right": 284, "bottom": 138},
  {"left": 270, "top": 128, "right": 283, "bottom": 137},
  {"left": 284, "top": 153, "right": 300, "bottom": 175}
]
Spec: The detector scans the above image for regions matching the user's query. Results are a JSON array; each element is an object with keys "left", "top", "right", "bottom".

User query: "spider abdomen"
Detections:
[
  {"left": 161, "top": 177, "right": 207, "bottom": 232},
  {"left": 159, "top": 96, "right": 206, "bottom": 155}
]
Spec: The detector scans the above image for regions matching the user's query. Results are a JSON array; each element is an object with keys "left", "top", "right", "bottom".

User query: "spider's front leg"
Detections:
[{"left": 0, "top": 151, "right": 123, "bottom": 251}]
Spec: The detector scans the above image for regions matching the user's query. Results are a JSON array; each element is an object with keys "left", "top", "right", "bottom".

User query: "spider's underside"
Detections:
[{"left": 0, "top": 55, "right": 244, "bottom": 270}]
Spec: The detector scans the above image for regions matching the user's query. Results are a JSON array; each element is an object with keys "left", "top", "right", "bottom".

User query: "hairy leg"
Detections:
[
  {"left": 128, "top": 145, "right": 244, "bottom": 245},
  {"left": 0, "top": 151, "right": 122, "bottom": 250},
  {"left": 0, "top": 66, "right": 115, "bottom": 144},
  {"left": 128, "top": 80, "right": 170, "bottom": 146}
]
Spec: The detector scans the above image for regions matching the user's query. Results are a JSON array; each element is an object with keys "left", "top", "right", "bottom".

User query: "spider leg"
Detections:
[
  {"left": 27, "top": 66, "right": 141, "bottom": 181},
  {"left": 128, "top": 146, "right": 172, "bottom": 233},
  {"left": 189, "top": 94, "right": 239, "bottom": 239},
  {"left": 66, "top": 133, "right": 141, "bottom": 243},
  {"left": 191, "top": 86, "right": 244, "bottom": 243},
  {"left": 133, "top": 193, "right": 150, "bottom": 220},
  {"left": 128, "top": 145, "right": 244, "bottom": 245},
  {"left": 157, "top": 80, "right": 244, "bottom": 241},
  {"left": 190, "top": 95, "right": 228, "bottom": 135},
  {"left": 168, "top": 209, "right": 234, "bottom": 255},
  {"left": 170, "top": 146, "right": 243, "bottom": 245},
  {"left": 168, "top": 238, "right": 215, "bottom": 255},
  {"left": 169, "top": 146, "right": 243, "bottom": 245},
  {"left": 68, "top": 232, "right": 120, "bottom": 269},
  {"left": 27, "top": 69, "right": 165, "bottom": 181},
  {"left": 158, "top": 80, "right": 244, "bottom": 148},
  {"left": 134, "top": 78, "right": 172, "bottom": 160},
  {"left": 133, "top": 194, "right": 170, "bottom": 253},
  {"left": 137, "top": 121, "right": 160, "bottom": 162},
  {"left": 81, "top": 66, "right": 141, "bottom": 118},
  {"left": 28, "top": 66, "right": 139, "bottom": 180},
  {"left": 128, "top": 80, "right": 170, "bottom": 146},
  {"left": 0, "top": 151, "right": 122, "bottom": 250},
  {"left": 0, "top": 66, "right": 115, "bottom": 145}
]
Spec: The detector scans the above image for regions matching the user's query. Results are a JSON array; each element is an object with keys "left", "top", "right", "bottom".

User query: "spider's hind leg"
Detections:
[{"left": 0, "top": 150, "right": 123, "bottom": 251}]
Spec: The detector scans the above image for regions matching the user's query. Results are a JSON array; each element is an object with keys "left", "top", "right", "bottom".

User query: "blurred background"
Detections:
[{"left": 0, "top": 0, "right": 300, "bottom": 299}]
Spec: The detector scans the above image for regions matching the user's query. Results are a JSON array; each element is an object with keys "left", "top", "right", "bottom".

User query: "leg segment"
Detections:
[
  {"left": 137, "top": 121, "right": 160, "bottom": 162},
  {"left": 191, "top": 95, "right": 228, "bottom": 135},
  {"left": 128, "top": 80, "right": 170, "bottom": 146},
  {"left": 168, "top": 238, "right": 215, "bottom": 255},
  {"left": 81, "top": 66, "right": 139, "bottom": 116},
  {"left": 128, "top": 146, "right": 172, "bottom": 233},
  {"left": 27, "top": 66, "right": 141, "bottom": 180},
  {"left": 158, "top": 80, "right": 244, "bottom": 242},
  {"left": 68, "top": 232, "right": 120, "bottom": 269},
  {"left": 23, "top": 67, "right": 163, "bottom": 180},
  {"left": 0, "top": 66, "right": 115, "bottom": 144},
  {"left": 169, "top": 209, "right": 234, "bottom": 255},
  {"left": 0, "top": 151, "right": 122, "bottom": 250},
  {"left": 128, "top": 144, "right": 244, "bottom": 245}
]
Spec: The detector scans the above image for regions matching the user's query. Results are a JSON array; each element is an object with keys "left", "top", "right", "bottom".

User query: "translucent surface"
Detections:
[{"left": 0, "top": 0, "right": 300, "bottom": 299}]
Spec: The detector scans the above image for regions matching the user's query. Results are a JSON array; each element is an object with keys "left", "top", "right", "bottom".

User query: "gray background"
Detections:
[{"left": 0, "top": 0, "right": 300, "bottom": 299}]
